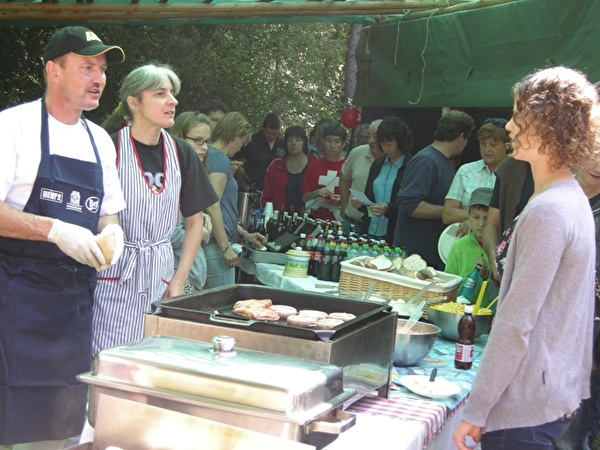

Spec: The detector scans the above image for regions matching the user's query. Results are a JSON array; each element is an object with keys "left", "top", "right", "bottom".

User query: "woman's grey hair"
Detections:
[{"left": 119, "top": 63, "right": 181, "bottom": 112}]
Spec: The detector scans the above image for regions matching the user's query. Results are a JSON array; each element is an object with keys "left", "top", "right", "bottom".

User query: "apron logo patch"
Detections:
[
  {"left": 40, "top": 188, "right": 63, "bottom": 203},
  {"left": 85, "top": 196, "right": 100, "bottom": 213},
  {"left": 66, "top": 190, "right": 82, "bottom": 212}
]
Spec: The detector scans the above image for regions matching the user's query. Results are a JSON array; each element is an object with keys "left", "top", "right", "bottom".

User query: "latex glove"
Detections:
[
  {"left": 48, "top": 219, "right": 105, "bottom": 269},
  {"left": 100, "top": 223, "right": 125, "bottom": 265}
]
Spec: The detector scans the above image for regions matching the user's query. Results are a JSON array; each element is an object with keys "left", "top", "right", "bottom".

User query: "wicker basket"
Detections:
[{"left": 339, "top": 258, "right": 461, "bottom": 318}]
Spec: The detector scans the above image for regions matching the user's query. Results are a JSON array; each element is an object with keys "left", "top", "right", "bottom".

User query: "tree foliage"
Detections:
[{"left": 0, "top": 23, "right": 349, "bottom": 131}]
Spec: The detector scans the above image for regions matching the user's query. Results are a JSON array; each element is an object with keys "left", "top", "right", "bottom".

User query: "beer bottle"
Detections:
[{"left": 454, "top": 305, "right": 476, "bottom": 370}]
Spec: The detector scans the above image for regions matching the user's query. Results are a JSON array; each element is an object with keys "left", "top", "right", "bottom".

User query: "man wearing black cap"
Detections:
[{"left": 0, "top": 27, "right": 126, "bottom": 448}]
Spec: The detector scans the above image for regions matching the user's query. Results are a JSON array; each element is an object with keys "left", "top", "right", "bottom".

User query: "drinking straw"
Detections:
[
  {"left": 473, "top": 280, "right": 488, "bottom": 315},
  {"left": 486, "top": 295, "right": 499, "bottom": 310}
]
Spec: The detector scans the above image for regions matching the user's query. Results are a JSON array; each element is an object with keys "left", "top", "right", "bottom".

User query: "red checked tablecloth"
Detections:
[
  {"left": 341, "top": 336, "right": 488, "bottom": 449},
  {"left": 347, "top": 392, "right": 468, "bottom": 447}
]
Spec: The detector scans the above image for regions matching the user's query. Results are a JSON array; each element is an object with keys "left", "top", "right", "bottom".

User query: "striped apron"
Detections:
[{"left": 92, "top": 127, "right": 181, "bottom": 355}]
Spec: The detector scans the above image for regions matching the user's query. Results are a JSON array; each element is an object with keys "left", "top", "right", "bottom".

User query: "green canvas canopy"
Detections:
[{"left": 353, "top": 0, "right": 600, "bottom": 107}]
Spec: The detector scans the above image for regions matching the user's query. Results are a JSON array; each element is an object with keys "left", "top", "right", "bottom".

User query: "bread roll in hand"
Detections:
[
  {"left": 95, "top": 232, "right": 115, "bottom": 262},
  {"left": 95, "top": 223, "right": 125, "bottom": 270}
]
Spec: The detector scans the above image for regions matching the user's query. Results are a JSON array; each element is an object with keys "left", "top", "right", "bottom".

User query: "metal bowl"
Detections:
[
  {"left": 393, "top": 319, "right": 441, "bottom": 367},
  {"left": 426, "top": 307, "right": 493, "bottom": 341}
]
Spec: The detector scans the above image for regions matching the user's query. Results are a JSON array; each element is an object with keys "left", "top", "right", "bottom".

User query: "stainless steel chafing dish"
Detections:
[
  {"left": 145, "top": 285, "right": 396, "bottom": 401},
  {"left": 78, "top": 335, "right": 356, "bottom": 449}
]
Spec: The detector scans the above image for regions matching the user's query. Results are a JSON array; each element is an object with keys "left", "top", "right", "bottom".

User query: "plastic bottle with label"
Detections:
[
  {"left": 455, "top": 305, "right": 476, "bottom": 370},
  {"left": 311, "top": 234, "right": 325, "bottom": 277},
  {"left": 457, "top": 267, "right": 480, "bottom": 302},
  {"left": 329, "top": 241, "right": 343, "bottom": 282},
  {"left": 347, "top": 243, "right": 360, "bottom": 261}
]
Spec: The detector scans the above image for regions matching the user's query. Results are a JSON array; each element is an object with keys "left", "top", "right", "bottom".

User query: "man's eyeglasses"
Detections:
[
  {"left": 186, "top": 136, "right": 212, "bottom": 147},
  {"left": 483, "top": 118, "right": 508, "bottom": 128}
]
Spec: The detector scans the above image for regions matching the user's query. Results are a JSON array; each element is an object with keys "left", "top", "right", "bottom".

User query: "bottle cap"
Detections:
[{"left": 464, "top": 305, "right": 474, "bottom": 314}]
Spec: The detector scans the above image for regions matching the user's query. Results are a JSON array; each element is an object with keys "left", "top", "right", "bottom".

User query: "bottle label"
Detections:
[{"left": 455, "top": 343, "right": 474, "bottom": 363}]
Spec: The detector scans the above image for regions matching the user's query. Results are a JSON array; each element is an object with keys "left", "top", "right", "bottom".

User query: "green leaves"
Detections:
[{"left": 0, "top": 23, "right": 349, "bottom": 132}]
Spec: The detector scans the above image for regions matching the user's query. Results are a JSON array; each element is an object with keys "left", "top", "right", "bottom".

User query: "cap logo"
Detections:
[{"left": 85, "top": 31, "right": 102, "bottom": 43}]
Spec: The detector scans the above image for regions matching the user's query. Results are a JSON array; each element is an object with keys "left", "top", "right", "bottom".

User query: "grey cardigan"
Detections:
[{"left": 462, "top": 181, "right": 595, "bottom": 433}]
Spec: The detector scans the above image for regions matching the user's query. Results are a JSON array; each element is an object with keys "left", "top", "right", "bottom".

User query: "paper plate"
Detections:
[
  {"left": 438, "top": 224, "right": 460, "bottom": 264},
  {"left": 399, "top": 375, "right": 461, "bottom": 399}
]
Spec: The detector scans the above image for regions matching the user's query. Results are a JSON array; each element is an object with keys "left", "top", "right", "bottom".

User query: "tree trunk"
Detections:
[{"left": 344, "top": 23, "right": 362, "bottom": 105}]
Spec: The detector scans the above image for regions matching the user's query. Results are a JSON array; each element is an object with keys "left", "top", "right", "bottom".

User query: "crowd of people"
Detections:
[{"left": 1, "top": 25, "right": 600, "bottom": 450}]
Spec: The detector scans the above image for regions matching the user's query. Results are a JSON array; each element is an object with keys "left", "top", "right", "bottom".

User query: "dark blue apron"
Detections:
[{"left": 0, "top": 100, "right": 104, "bottom": 444}]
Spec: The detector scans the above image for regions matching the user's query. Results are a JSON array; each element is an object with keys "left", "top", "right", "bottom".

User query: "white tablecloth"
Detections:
[{"left": 254, "top": 263, "right": 338, "bottom": 293}]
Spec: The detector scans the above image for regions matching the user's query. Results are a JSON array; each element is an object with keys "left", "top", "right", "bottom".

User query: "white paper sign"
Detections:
[{"left": 350, "top": 188, "right": 374, "bottom": 206}]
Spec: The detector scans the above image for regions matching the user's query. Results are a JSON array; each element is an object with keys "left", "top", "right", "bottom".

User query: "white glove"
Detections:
[
  {"left": 48, "top": 219, "right": 105, "bottom": 269},
  {"left": 100, "top": 223, "right": 125, "bottom": 265}
]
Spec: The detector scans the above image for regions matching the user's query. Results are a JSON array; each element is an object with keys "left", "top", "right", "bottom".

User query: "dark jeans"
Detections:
[
  {"left": 590, "top": 371, "right": 600, "bottom": 436},
  {"left": 554, "top": 400, "right": 590, "bottom": 450},
  {"left": 481, "top": 418, "right": 571, "bottom": 450}
]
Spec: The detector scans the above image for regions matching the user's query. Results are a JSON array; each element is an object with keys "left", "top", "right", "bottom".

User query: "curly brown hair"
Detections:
[{"left": 511, "top": 66, "right": 599, "bottom": 171}]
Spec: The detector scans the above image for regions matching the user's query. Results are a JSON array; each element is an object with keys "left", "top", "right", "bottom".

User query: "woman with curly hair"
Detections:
[{"left": 453, "top": 66, "right": 600, "bottom": 450}]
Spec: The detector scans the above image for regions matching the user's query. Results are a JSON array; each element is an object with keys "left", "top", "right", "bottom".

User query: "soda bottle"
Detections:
[
  {"left": 330, "top": 241, "right": 342, "bottom": 282},
  {"left": 247, "top": 211, "right": 257, "bottom": 234},
  {"left": 305, "top": 234, "right": 315, "bottom": 274},
  {"left": 317, "top": 240, "right": 335, "bottom": 281},
  {"left": 382, "top": 245, "right": 392, "bottom": 260},
  {"left": 455, "top": 305, "right": 476, "bottom": 370},
  {"left": 298, "top": 233, "right": 307, "bottom": 250},
  {"left": 311, "top": 234, "right": 325, "bottom": 277},
  {"left": 266, "top": 210, "right": 279, "bottom": 241},
  {"left": 347, "top": 242, "right": 360, "bottom": 260},
  {"left": 457, "top": 267, "right": 480, "bottom": 302},
  {"left": 257, "top": 217, "right": 266, "bottom": 237}
]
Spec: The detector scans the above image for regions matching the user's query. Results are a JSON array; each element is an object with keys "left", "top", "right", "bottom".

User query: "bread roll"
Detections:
[{"left": 95, "top": 232, "right": 115, "bottom": 261}]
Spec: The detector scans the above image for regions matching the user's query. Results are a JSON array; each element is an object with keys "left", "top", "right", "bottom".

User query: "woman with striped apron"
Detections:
[
  {"left": 91, "top": 63, "right": 209, "bottom": 356},
  {"left": 92, "top": 125, "right": 180, "bottom": 353}
]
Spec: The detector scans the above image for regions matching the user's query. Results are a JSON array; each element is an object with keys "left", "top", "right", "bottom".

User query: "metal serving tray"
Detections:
[{"left": 79, "top": 336, "right": 356, "bottom": 449}]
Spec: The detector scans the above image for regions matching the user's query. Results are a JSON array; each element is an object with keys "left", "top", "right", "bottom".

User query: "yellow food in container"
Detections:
[{"left": 429, "top": 302, "right": 493, "bottom": 316}]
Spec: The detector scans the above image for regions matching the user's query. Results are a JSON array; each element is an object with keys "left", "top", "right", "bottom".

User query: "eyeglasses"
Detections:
[
  {"left": 186, "top": 136, "right": 212, "bottom": 147},
  {"left": 483, "top": 118, "right": 508, "bottom": 128}
]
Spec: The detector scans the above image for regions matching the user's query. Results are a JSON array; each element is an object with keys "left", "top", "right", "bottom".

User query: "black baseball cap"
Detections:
[{"left": 43, "top": 26, "right": 125, "bottom": 65}]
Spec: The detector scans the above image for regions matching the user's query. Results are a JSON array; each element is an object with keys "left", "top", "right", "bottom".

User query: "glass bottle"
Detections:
[{"left": 455, "top": 305, "right": 476, "bottom": 370}]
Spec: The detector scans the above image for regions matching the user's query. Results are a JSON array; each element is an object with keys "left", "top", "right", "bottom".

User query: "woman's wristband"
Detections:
[
  {"left": 241, "top": 230, "right": 248, "bottom": 241},
  {"left": 222, "top": 245, "right": 231, "bottom": 255}
]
